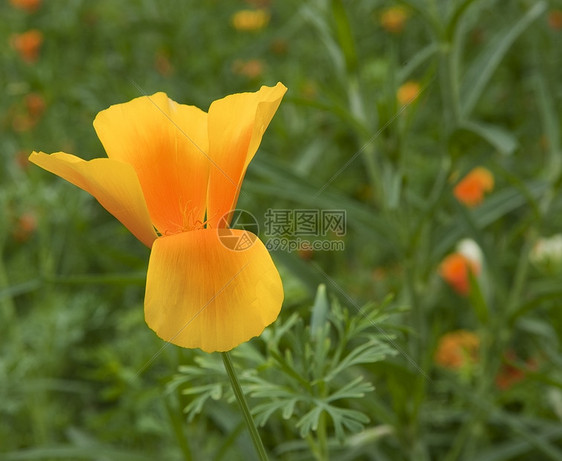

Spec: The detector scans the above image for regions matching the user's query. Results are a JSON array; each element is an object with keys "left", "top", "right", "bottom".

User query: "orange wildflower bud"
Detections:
[
  {"left": 15, "top": 150, "right": 31, "bottom": 170},
  {"left": 380, "top": 6, "right": 409, "bottom": 34},
  {"left": 154, "top": 52, "right": 173, "bottom": 76},
  {"left": 11, "top": 29, "right": 43, "bottom": 63},
  {"left": 439, "top": 252, "right": 480, "bottom": 295},
  {"left": 548, "top": 10, "right": 562, "bottom": 30},
  {"left": 453, "top": 167, "right": 494, "bottom": 207},
  {"left": 298, "top": 248, "right": 314, "bottom": 261},
  {"left": 397, "top": 81, "right": 420, "bottom": 106},
  {"left": 495, "top": 351, "right": 537, "bottom": 390},
  {"left": 435, "top": 330, "right": 480, "bottom": 370},
  {"left": 232, "top": 59, "right": 265, "bottom": 79},
  {"left": 25, "top": 92, "right": 46, "bottom": 118},
  {"left": 9, "top": 0, "right": 41, "bottom": 12},
  {"left": 231, "top": 9, "right": 270, "bottom": 31},
  {"left": 13, "top": 212, "right": 37, "bottom": 242},
  {"left": 270, "top": 38, "right": 288, "bottom": 55}
]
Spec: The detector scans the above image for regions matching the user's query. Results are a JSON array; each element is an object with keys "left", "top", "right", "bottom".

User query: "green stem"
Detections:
[
  {"left": 165, "top": 388, "right": 192, "bottom": 461},
  {"left": 221, "top": 351, "right": 269, "bottom": 461},
  {"left": 316, "top": 382, "right": 329, "bottom": 461},
  {"left": 439, "top": 43, "right": 460, "bottom": 132}
]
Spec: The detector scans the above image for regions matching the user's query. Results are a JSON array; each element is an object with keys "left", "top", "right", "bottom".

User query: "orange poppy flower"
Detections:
[
  {"left": 380, "top": 6, "right": 409, "bottom": 34},
  {"left": 11, "top": 29, "right": 43, "bottom": 63},
  {"left": 434, "top": 330, "right": 480, "bottom": 369},
  {"left": 29, "top": 83, "right": 287, "bottom": 352},
  {"left": 231, "top": 9, "right": 270, "bottom": 31},
  {"left": 397, "top": 81, "right": 420, "bottom": 106},
  {"left": 439, "top": 252, "right": 480, "bottom": 295},
  {"left": 453, "top": 167, "right": 494, "bottom": 207}
]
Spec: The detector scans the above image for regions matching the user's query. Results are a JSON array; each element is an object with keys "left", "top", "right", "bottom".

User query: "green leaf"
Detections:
[
  {"left": 300, "top": 3, "right": 345, "bottom": 75},
  {"left": 322, "top": 404, "right": 371, "bottom": 442},
  {"left": 253, "top": 397, "right": 300, "bottom": 427},
  {"left": 297, "top": 405, "right": 323, "bottom": 437},
  {"left": 326, "top": 340, "right": 392, "bottom": 381},
  {"left": 397, "top": 43, "right": 439, "bottom": 83},
  {"left": 468, "top": 270, "right": 489, "bottom": 325},
  {"left": 182, "top": 383, "right": 224, "bottom": 422},
  {"left": 534, "top": 74, "right": 562, "bottom": 182},
  {"left": 1, "top": 445, "right": 154, "bottom": 460},
  {"left": 310, "top": 284, "right": 329, "bottom": 337},
  {"left": 267, "top": 349, "right": 311, "bottom": 388},
  {"left": 477, "top": 425, "right": 562, "bottom": 461},
  {"left": 460, "top": 1, "right": 547, "bottom": 117},
  {"left": 0, "top": 279, "right": 41, "bottom": 300},
  {"left": 445, "top": 0, "right": 482, "bottom": 40},
  {"left": 396, "top": 0, "right": 443, "bottom": 37},
  {"left": 325, "top": 376, "right": 374, "bottom": 402},
  {"left": 458, "top": 121, "right": 518, "bottom": 155},
  {"left": 331, "top": 0, "right": 358, "bottom": 73}
]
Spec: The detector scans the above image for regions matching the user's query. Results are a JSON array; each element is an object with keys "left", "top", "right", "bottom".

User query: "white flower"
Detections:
[
  {"left": 530, "top": 234, "right": 562, "bottom": 268},
  {"left": 457, "top": 238, "right": 483, "bottom": 267}
]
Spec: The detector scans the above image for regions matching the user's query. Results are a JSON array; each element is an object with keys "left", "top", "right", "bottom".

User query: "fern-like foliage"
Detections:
[{"left": 168, "top": 284, "right": 397, "bottom": 450}]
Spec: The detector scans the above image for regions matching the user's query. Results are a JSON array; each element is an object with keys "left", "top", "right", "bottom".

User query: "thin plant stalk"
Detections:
[{"left": 221, "top": 351, "right": 269, "bottom": 461}]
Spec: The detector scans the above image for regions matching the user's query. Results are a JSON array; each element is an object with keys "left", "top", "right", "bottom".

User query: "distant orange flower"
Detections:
[
  {"left": 11, "top": 29, "right": 43, "bottom": 63},
  {"left": 15, "top": 150, "right": 31, "bottom": 170},
  {"left": 12, "top": 92, "right": 46, "bottom": 132},
  {"left": 12, "top": 113, "right": 36, "bottom": 132},
  {"left": 154, "top": 52, "right": 173, "bottom": 76},
  {"left": 231, "top": 9, "right": 270, "bottom": 31},
  {"left": 435, "top": 330, "right": 479, "bottom": 369},
  {"left": 13, "top": 212, "right": 37, "bottom": 242},
  {"left": 440, "top": 252, "right": 480, "bottom": 295},
  {"left": 270, "top": 38, "right": 288, "bottom": 55},
  {"left": 298, "top": 248, "right": 314, "bottom": 261},
  {"left": 495, "top": 351, "right": 537, "bottom": 390},
  {"left": 397, "top": 81, "right": 420, "bottom": 106},
  {"left": 9, "top": 0, "right": 41, "bottom": 12},
  {"left": 380, "top": 6, "right": 409, "bottom": 33},
  {"left": 548, "top": 10, "right": 562, "bottom": 30},
  {"left": 25, "top": 92, "right": 46, "bottom": 118},
  {"left": 372, "top": 267, "right": 386, "bottom": 282},
  {"left": 454, "top": 167, "right": 494, "bottom": 207},
  {"left": 232, "top": 59, "right": 264, "bottom": 79}
]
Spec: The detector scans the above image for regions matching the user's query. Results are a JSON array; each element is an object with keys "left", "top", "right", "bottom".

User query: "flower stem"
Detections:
[{"left": 221, "top": 351, "right": 269, "bottom": 461}]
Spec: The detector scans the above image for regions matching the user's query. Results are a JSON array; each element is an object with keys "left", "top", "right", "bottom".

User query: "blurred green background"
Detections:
[{"left": 2, "top": 0, "right": 562, "bottom": 459}]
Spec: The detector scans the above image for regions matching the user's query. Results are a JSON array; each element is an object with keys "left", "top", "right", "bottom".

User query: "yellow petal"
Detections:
[
  {"left": 29, "top": 151, "right": 157, "bottom": 247},
  {"left": 207, "top": 83, "right": 287, "bottom": 227},
  {"left": 145, "top": 229, "right": 283, "bottom": 352},
  {"left": 93, "top": 92, "right": 210, "bottom": 235}
]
